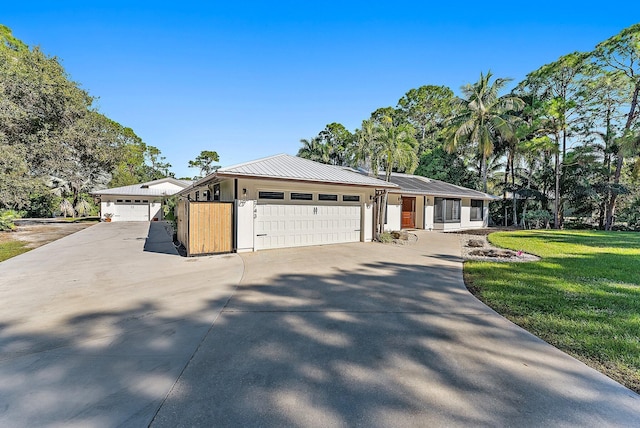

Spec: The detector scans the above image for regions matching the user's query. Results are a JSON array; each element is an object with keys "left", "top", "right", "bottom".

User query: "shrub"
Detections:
[
  {"left": 25, "top": 193, "right": 58, "bottom": 218},
  {"left": 0, "top": 210, "right": 19, "bottom": 231},
  {"left": 378, "top": 232, "right": 394, "bottom": 243},
  {"left": 523, "top": 210, "right": 552, "bottom": 229}
]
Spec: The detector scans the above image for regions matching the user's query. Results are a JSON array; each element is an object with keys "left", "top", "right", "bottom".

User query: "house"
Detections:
[
  {"left": 91, "top": 177, "right": 191, "bottom": 222},
  {"left": 177, "top": 154, "right": 497, "bottom": 255},
  {"left": 382, "top": 172, "right": 498, "bottom": 232}
]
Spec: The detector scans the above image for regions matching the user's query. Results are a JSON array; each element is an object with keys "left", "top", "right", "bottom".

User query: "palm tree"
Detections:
[
  {"left": 446, "top": 71, "right": 524, "bottom": 192},
  {"left": 354, "top": 117, "right": 418, "bottom": 236},
  {"left": 354, "top": 119, "right": 383, "bottom": 175},
  {"left": 377, "top": 121, "right": 419, "bottom": 181},
  {"left": 297, "top": 137, "right": 329, "bottom": 163}
]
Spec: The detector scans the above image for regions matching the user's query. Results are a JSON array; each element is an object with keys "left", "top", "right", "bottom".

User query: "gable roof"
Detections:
[
  {"left": 90, "top": 177, "right": 192, "bottom": 197},
  {"left": 194, "top": 154, "right": 397, "bottom": 189},
  {"left": 385, "top": 173, "right": 499, "bottom": 200}
]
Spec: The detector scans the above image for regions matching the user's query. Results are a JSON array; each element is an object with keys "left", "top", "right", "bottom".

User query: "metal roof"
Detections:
[
  {"left": 385, "top": 173, "right": 499, "bottom": 200},
  {"left": 196, "top": 154, "right": 397, "bottom": 188},
  {"left": 90, "top": 178, "right": 192, "bottom": 197}
]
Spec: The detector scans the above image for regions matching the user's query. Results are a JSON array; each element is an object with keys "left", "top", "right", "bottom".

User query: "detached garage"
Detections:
[
  {"left": 177, "top": 154, "right": 397, "bottom": 254},
  {"left": 91, "top": 178, "right": 191, "bottom": 222}
]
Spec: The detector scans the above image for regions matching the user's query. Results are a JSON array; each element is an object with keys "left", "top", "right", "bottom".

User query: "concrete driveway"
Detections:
[
  {"left": 1, "top": 223, "right": 639, "bottom": 426},
  {"left": 0, "top": 222, "right": 244, "bottom": 427}
]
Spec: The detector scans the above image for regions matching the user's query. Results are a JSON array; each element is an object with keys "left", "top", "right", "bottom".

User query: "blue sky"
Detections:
[{"left": 4, "top": 2, "right": 640, "bottom": 178}]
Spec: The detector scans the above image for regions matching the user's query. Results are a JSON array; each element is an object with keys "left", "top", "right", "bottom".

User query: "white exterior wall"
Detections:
[
  {"left": 430, "top": 198, "right": 489, "bottom": 231},
  {"left": 460, "top": 198, "right": 488, "bottom": 229},
  {"left": 150, "top": 202, "right": 162, "bottom": 220},
  {"left": 236, "top": 199, "right": 255, "bottom": 252},
  {"left": 100, "top": 196, "right": 163, "bottom": 221},
  {"left": 433, "top": 222, "right": 464, "bottom": 231},
  {"left": 363, "top": 202, "right": 373, "bottom": 242},
  {"left": 220, "top": 180, "right": 235, "bottom": 201},
  {"left": 424, "top": 196, "right": 434, "bottom": 230},
  {"left": 384, "top": 203, "right": 402, "bottom": 232},
  {"left": 147, "top": 182, "right": 185, "bottom": 193}
]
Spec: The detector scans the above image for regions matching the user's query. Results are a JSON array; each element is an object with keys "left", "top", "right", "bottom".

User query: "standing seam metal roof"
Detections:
[
  {"left": 210, "top": 154, "right": 397, "bottom": 188},
  {"left": 90, "top": 178, "right": 192, "bottom": 196}
]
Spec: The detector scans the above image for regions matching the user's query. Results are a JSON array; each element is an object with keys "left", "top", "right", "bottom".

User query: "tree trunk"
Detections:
[
  {"left": 503, "top": 159, "right": 509, "bottom": 226},
  {"left": 554, "top": 149, "right": 560, "bottom": 229},
  {"left": 511, "top": 153, "right": 518, "bottom": 227},
  {"left": 605, "top": 155, "right": 624, "bottom": 230},
  {"left": 481, "top": 154, "right": 488, "bottom": 193},
  {"left": 605, "top": 84, "right": 639, "bottom": 230}
]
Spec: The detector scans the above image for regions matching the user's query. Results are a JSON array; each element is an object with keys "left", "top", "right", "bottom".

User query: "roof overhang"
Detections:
[
  {"left": 178, "top": 171, "right": 398, "bottom": 196},
  {"left": 388, "top": 189, "right": 500, "bottom": 200}
]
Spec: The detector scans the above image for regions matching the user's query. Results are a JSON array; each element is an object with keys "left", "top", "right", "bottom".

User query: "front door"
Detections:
[{"left": 401, "top": 197, "right": 415, "bottom": 229}]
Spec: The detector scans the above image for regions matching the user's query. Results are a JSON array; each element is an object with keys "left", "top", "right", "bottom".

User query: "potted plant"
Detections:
[{"left": 103, "top": 212, "right": 114, "bottom": 222}]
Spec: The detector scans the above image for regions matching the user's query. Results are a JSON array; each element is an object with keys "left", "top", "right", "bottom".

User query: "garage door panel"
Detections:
[
  {"left": 113, "top": 203, "right": 149, "bottom": 221},
  {"left": 255, "top": 204, "right": 361, "bottom": 250}
]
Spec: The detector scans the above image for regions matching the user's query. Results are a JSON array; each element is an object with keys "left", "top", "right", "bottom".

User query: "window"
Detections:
[
  {"left": 195, "top": 191, "right": 200, "bottom": 201},
  {"left": 143, "top": 200, "right": 149, "bottom": 203},
  {"left": 342, "top": 195, "right": 360, "bottom": 202},
  {"left": 134, "top": 200, "right": 141, "bottom": 203},
  {"left": 125, "top": 199, "right": 132, "bottom": 203},
  {"left": 470, "top": 200, "right": 484, "bottom": 221},
  {"left": 117, "top": 199, "right": 123, "bottom": 203},
  {"left": 213, "top": 184, "right": 220, "bottom": 201},
  {"left": 259, "top": 191, "right": 285, "bottom": 200},
  {"left": 291, "top": 192, "right": 313, "bottom": 201},
  {"left": 318, "top": 194, "right": 338, "bottom": 201},
  {"left": 434, "top": 198, "right": 460, "bottom": 223}
]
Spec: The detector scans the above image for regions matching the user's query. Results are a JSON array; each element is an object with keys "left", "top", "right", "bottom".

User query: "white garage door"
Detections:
[
  {"left": 255, "top": 204, "right": 361, "bottom": 250},
  {"left": 113, "top": 203, "right": 150, "bottom": 221}
]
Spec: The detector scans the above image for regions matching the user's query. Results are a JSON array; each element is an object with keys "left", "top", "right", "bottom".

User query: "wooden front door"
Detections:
[{"left": 401, "top": 197, "right": 416, "bottom": 229}]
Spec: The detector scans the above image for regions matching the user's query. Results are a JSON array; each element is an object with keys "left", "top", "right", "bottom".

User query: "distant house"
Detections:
[
  {"left": 176, "top": 154, "right": 497, "bottom": 255},
  {"left": 91, "top": 178, "right": 191, "bottom": 222}
]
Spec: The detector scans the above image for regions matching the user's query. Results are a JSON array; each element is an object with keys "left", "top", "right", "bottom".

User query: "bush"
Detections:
[
  {"left": 378, "top": 232, "right": 394, "bottom": 243},
  {"left": 25, "top": 193, "right": 58, "bottom": 218},
  {"left": 0, "top": 210, "right": 20, "bottom": 231},
  {"left": 523, "top": 210, "right": 552, "bottom": 229}
]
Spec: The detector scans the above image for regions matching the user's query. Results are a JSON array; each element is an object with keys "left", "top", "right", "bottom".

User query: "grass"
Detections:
[
  {"left": 464, "top": 230, "right": 640, "bottom": 394},
  {"left": 0, "top": 240, "right": 31, "bottom": 262}
]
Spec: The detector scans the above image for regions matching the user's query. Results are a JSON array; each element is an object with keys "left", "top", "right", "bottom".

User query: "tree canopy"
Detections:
[
  {"left": 297, "top": 24, "right": 640, "bottom": 230},
  {"left": 0, "top": 25, "right": 173, "bottom": 215}
]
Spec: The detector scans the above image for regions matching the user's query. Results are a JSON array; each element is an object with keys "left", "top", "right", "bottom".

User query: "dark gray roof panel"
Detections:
[{"left": 384, "top": 173, "right": 498, "bottom": 200}]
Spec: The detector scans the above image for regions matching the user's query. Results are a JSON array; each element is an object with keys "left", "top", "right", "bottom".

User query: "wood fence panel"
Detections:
[
  {"left": 187, "top": 202, "right": 233, "bottom": 255},
  {"left": 177, "top": 199, "right": 188, "bottom": 248}
]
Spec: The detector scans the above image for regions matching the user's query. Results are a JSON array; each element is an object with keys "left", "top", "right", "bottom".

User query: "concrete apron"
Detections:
[
  {"left": 0, "top": 222, "right": 244, "bottom": 427},
  {"left": 151, "top": 230, "right": 640, "bottom": 427}
]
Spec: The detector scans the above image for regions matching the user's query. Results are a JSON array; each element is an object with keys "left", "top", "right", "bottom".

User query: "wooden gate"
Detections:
[{"left": 177, "top": 200, "right": 234, "bottom": 256}]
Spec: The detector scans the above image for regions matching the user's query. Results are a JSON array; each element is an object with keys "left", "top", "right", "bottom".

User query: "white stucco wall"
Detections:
[
  {"left": 424, "top": 196, "right": 434, "bottom": 230},
  {"left": 363, "top": 202, "right": 373, "bottom": 242},
  {"left": 100, "top": 196, "right": 163, "bottom": 221},
  {"left": 149, "top": 202, "right": 162, "bottom": 220},
  {"left": 384, "top": 203, "right": 401, "bottom": 232},
  {"left": 236, "top": 199, "right": 255, "bottom": 252},
  {"left": 460, "top": 198, "right": 488, "bottom": 229}
]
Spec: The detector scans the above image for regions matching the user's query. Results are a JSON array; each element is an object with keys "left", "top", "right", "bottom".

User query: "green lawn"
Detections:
[
  {"left": 464, "top": 230, "right": 640, "bottom": 394},
  {"left": 0, "top": 240, "right": 31, "bottom": 262}
]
